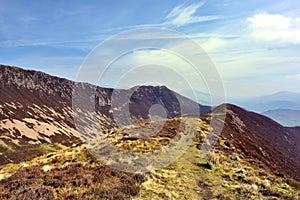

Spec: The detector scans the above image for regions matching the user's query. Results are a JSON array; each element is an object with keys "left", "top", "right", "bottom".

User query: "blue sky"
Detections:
[{"left": 1, "top": 0, "right": 300, "bottom": 97}]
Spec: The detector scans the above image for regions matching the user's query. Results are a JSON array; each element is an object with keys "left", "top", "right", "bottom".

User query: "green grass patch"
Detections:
[
  {"left": 0, "top": 140, "right": 13, "bottom": 152},
  {"left": 40, "top": 144, "right": 57, "bottom": 152}
]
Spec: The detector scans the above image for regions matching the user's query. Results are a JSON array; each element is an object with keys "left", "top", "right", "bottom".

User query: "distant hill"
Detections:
[
  {"left": 234, "top": 91, "right": 300, "bottom": 113},
  {"left": 262, "top": 109, "right": 300, "bottom": 127},
  {"left": 229, "top": 91, "right": 300, "bottom": 126}
]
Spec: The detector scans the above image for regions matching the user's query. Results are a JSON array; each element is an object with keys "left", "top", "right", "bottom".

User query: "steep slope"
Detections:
[
  {"left": 212, "top": 104, "right": 300, "bottom": 181},
  {"left": 0, "top": 66, "right": 81, "bottom": 164}
]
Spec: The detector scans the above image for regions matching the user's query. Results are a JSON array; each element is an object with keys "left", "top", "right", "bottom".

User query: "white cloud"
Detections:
[
  {"left": 285, "top": 73, "right": 300, "bottom": 80},
  {"left": 247, "top": 13, "right": 300, "bottom": 45},
  {"left": 201, "top": 37, "right": 227, "bottom": 53},
  {"left": 248, "top": 13, "right": 291, "bottom": 30},
  {"left": 164, "top": 2, "right": 220, "bottom": 27}
]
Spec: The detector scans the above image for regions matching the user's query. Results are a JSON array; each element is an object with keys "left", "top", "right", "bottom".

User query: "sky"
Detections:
[{"left": 1, "top": 0, "right": 300, "bottom": 98}]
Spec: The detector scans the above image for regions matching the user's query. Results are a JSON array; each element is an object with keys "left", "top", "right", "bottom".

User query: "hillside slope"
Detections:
[
  {"left": 0, "top": 116, "right": 299, "bottom": 199},
  {"left": 213, "top": 104, "right": 300, "bottom": 181}
]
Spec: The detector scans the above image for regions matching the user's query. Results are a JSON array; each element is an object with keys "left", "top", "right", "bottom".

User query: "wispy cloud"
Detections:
[
  {"left": 93, "top": 2, "right": 221, "bottom": 34},
  {"left": 164, "top": 2, "right": 220, "bottom": 27},
  {"left": 0, "top": 38, "right": 98, "bottom": 50},
  {"left": 247, "top": 12, "right": 300, "bottom": 45}
]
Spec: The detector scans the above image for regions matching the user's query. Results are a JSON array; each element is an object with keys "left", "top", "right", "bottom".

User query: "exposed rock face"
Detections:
[{"left": 0, "top": 66, "right": 73, "bottom": 97}]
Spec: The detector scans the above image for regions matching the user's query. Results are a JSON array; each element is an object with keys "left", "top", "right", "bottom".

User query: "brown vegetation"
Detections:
[{"left": 0, "top": 147, "right": 146, "bottom": 200}]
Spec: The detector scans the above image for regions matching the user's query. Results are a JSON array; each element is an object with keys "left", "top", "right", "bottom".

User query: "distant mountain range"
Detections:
[
  {"left": 262, "top": 109, "right": 300, "bottom": 127},
  {"left": 236, "top": 91, "right": 300, "bottom": 112},
  {"left": 234, "top": 92, "right": 300, "bottom": 127},
  {"left": 181, "top": 89, "right": 300, "bottom": 127}
]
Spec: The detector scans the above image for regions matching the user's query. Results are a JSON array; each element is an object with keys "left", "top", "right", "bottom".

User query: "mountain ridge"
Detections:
[{"left": 0, "top": 64, "right": 300, "bottom": 199}]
